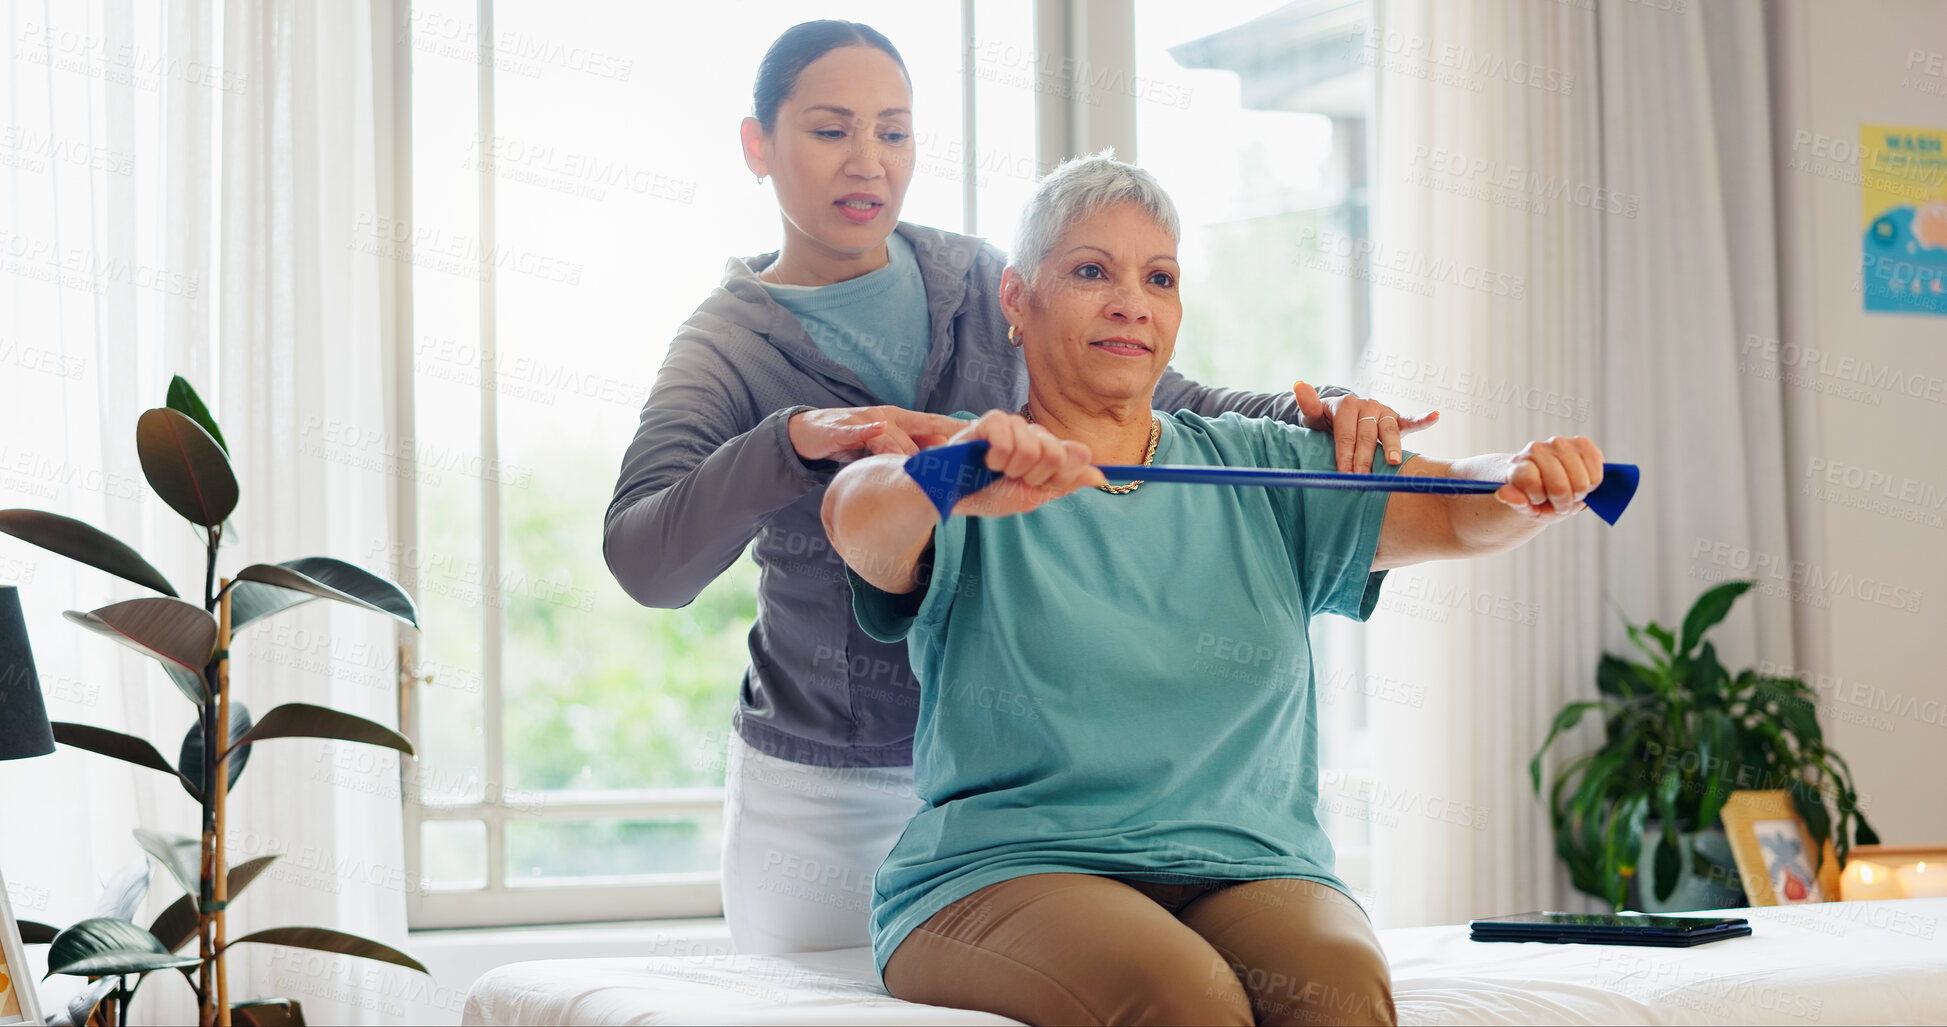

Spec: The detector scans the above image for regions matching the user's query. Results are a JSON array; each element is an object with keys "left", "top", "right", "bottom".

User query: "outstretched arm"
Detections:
[
  {"left": 1374, "top": 435, "right": 1603, "bottom": 570},
  {"left": 819, "top": 456, "right": 939, "bottom": 595},
  {"left": 823, "top": 412, "right": 1104, "bottom": 594}
]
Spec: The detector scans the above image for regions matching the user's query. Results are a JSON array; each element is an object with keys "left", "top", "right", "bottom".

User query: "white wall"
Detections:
[{"left": 1796, "top": 0, "right": 1947, "bottom": 843}]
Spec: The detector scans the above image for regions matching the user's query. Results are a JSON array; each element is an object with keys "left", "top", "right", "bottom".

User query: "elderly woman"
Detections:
[{"left": 821, "top": 153, "right": 1606, "bottom": 1027}]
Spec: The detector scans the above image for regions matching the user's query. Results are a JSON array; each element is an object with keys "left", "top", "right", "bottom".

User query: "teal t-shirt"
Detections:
[
  {"left": 759, "top": 231, "right": 931, "bottom": 409},
  {"left": 851, "top": 410, "right": 1410, "bottom": 973}
]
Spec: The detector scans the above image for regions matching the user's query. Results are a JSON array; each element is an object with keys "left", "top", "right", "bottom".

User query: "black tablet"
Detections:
[{"left": 1469, "top": 911, "right": 1752, "bottom": 947}]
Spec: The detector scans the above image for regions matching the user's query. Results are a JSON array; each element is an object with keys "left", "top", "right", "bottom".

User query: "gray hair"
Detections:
[{"left": 1010, "top": 149, "right": 1181, "bottom": 286}]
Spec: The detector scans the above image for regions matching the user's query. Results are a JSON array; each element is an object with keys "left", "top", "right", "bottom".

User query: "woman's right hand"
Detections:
[
  {"left": 948, "top": 411, "right": 1107, "bottom": 518},
  {"left": 790, "top": 406, "right": 970, "bottom": 463}
]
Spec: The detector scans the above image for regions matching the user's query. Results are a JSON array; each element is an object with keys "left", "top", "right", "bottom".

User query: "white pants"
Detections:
[{"left": 720, "top": 733, "right": 924, "bottom": 954}]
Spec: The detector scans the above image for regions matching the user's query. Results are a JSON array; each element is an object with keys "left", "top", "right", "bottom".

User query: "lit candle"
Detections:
[
  {"left": 1841, "top": 860, "right": 1904, "bottom": 901},
  {"left": 1897, "top": 861, "right": 1947, "bottom": 899}
]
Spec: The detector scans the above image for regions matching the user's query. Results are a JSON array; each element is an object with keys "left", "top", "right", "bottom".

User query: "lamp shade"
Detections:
[{"left": 0, "top": 585, "right": 56, "bottom": 760}]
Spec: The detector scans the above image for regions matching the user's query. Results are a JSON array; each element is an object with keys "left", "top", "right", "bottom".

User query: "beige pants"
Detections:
[{"left": 883, "top": 873, "right": 1396, "bottom": 1026}]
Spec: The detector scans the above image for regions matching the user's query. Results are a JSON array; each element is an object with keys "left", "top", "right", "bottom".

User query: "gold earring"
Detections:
[{"left": 1007, "top": 325, "right": 1022, "bottom": 348}]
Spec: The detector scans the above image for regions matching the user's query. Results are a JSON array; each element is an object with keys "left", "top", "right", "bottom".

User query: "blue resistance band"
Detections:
[{"left": 904, "top": 441, "right": 1641, "bottom": 525}]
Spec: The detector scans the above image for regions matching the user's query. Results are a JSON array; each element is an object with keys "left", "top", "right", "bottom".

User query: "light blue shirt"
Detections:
[
  {"left": 851, "top": 411, "right": 1408, "bottom": 972},
  {"left": 759, "top": 231, "right": 931, "bottom": 409}
]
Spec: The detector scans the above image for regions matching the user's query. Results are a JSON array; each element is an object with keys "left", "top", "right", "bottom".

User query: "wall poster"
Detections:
[{"left": 1862, "top": 123, "right": 1947, "bottom": 316}]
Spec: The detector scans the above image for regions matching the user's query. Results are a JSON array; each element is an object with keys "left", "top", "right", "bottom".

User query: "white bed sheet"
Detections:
[
  {"left": 1384, "top": 899, "right": 1946, "bottom": 1025},
  {"left": 462, "top": 898, "right": 1947, "bottom": 1026}
]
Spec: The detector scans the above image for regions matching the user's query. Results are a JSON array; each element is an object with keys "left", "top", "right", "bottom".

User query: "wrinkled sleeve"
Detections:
[
  {"left": 849, "top": 517, "right": 965, "bottom": 644},
  {"left": 603, "top": 335, "right": 831, "bottom": 609},
  {"left": 1152, "top": 366, "right": 1352, "bottom": 426}
]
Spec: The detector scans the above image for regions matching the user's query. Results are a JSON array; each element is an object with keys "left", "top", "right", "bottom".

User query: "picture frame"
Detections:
[
  {"left": 1720, "top": 789, "right": 1842, "bottom": 906},
  {"left": 0, "top": 864, "right": 43, "bottom": 1026}
]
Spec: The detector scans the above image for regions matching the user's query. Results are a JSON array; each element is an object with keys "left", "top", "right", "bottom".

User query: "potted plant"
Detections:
[
  {"left": 1, "top": 378, "right": 426, "bottom": 1026},
  {"left": 1531, "top": 580, "right": 1878, "bottom": 911}
]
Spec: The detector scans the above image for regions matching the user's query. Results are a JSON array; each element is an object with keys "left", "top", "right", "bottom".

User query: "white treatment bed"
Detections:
[{"left": 463, "top": 898, "right": 1947, "bottom": 1025}]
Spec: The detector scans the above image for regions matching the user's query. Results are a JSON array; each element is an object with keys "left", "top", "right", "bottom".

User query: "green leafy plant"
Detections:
[
  {"left": 14, "top": 862, "right": 165, "bottom": 1027},
  {"left": 3, "top": 377, "right": 425, "bottom": 1027},
  {"left": 1531, "top": 580, "right": 1878, "bottom": 910}
]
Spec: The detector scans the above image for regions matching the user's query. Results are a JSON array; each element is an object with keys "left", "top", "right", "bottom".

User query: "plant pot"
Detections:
[{"left": 1631, "top": 824, "right": 1746, "bottom": 912}]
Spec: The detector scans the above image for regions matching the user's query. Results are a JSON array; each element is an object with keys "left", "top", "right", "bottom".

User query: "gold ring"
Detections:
[{"left": 1358, "top": 416, "right": 1379, "bottom": 423}]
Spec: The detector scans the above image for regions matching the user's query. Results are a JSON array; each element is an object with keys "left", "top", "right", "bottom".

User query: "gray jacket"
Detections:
[{"left": 605, "top": 222, "right": 1339, "bottom": 768}]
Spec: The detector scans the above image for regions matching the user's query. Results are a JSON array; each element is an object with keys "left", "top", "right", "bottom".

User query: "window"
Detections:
[
  {"left": 396, "top": 0, "right": 1035, "bottom": 928},
  {"left": 1134, "top": 0, "right": 1378, "bottom": 893}
]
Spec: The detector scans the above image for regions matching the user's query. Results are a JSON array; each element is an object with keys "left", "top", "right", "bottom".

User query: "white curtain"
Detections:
[
  {"left": 0, "top": 1, "right": 409, "bottom": 1022},
  {"left": 1360, "top": 0, "right": 1820, "bottom": 926}
]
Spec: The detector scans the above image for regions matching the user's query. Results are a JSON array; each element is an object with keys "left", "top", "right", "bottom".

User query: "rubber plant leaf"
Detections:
[
  {"left": 179, "top": 701, "right": 253, "bottom": 800},
  {"left": 89, "top": 859, "right": 152, "bottom": 923},
  {"left": 57, "top": 976, "right": 118, "bottom": 1027},
  {"left": 45, "top": 917, "right": 200, "bottom": 977},
  {"left": 165, "top": 664, "right": 213, "bottom": 705},
  {"left": 232, "top": 703, "right": 414, "bottom": 757},
  {"left": 135, "top": 406, "right": 238, "bottom": 527},
  {"left": 52, "top": 723, "right": 199, "bottom": 796},
  {"left": 0, "top": 509, "right": 178, "bottom": 597},
  {"left": 132, "top": 828, "right": 202, "bottom": 901},
  {"left": 233, "top": 999, "right": 305, "bottom": 1027},
  {"left": 166, "top": 375, "right": 229, "bottom": 455},
  {"left": 229, "top": 557, "right": 419, "bottom": 632},
  {"left": 226, "top": 927, "right": 428, "bottom": 974},
  {"left": 149, "top": 856, "right": 279, "bottom": 953},
  {"left": 63, "top": 597, "right": 218, "bottom": 678},
  {"left": 16, "top": 920, "right": 58, "bottom": 944}
]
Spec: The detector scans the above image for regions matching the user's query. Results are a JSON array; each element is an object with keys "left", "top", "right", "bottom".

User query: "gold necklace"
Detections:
[{"left": 1020, "top": 404, "right": 1160, "bottom": 495}]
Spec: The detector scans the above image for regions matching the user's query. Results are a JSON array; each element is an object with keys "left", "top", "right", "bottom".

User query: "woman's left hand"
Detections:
[
  {"left": 1498, "top": 436, "right": 1604, "bottom": 521},
  {"left": 1293, "top": 382, "right": 1440, "bottom": 472}
]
